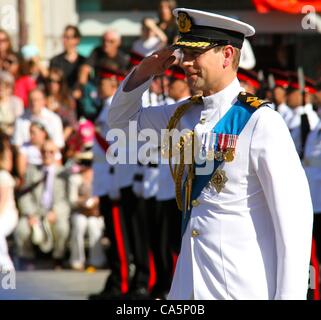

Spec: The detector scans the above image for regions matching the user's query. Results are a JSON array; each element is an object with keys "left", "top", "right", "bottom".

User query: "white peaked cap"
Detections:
[{"left": 172, "top": 8, "right": 255, "bottom": 49}]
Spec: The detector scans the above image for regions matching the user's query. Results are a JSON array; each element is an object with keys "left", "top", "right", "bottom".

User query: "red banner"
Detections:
[{"left": 252, "top": 0, "right": 321, "bottom": 13}]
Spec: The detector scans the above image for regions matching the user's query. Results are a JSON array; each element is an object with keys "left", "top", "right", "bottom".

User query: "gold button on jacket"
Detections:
[
  {"left": 192, "top": 200, "right": 200, "bottom": 207},
  {"left": 192, "top": 229, "right": 200, "bottom": 237}
]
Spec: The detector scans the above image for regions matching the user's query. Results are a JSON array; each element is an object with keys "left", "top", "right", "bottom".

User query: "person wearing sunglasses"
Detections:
[
  {"left": 45, "top": 67, "right": 77, "bottom": 143},
  {"left": 0, "top": 29, "right": 17, "bottom": 72},
  {"left": 79, "top": 30, "right": 130, "bottom": 86},
  {"left": 50, "top": 25, "right": 86, "bottom": 90}
]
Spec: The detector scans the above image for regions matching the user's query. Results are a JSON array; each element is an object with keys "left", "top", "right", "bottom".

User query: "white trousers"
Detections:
[
  {"left": 69, "top": 214, "right": 106, "bottom": 268},
  {"left": 0, "top": 210, "right": 18, "bottom": 271}
]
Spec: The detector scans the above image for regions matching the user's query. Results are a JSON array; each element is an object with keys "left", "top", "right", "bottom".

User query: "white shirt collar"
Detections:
[
  {"left": 202, "top": 77, "right": 242, "bottom": 112},
  {"left": 198, "top": 78, "right": 242, "bottom": 127}
]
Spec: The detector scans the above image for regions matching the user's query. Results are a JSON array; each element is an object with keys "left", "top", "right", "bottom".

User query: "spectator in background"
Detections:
[
  {"left": 65, "top": 117, "right": 95, "bottom": 162},
  {"left": 0, "top": 71, "right": 24, "bottom": 136},
  {"left": 14, "top": 45, "right": 49, "bottom": 104},
  {"left": 131, "top": 18, "right": 167, "bottom": 57},
  {"left": 15, "top": 140, "right": 70, "bottom": 269},
  {"left": 69, "top": 151, "right": 106, "bottom": 271},
  {"left": 73, "top": 81, "right": 101, "bottom": 121},
  {"left": 79, "top": 30, "right": 130, "bottom": 85},
  {"left": 13, "top": 45, "right": 48, "bottom": 108},
  {"left": 50, "top": 25, "right": 85, "bottom": 89},
  {"left": 13, "top": 88, "right": 65, "bottom": 149},
  {"left": 13, "top": 56, "right": 37, "bottom": 108},
  {"left": 2, "top": 52, "right": 20, "bottom": 78},
  {"left": 45, "top": 67, "right": 77, "bottom": 142},
  {"left": 18, "top": 122, "right": 50, "bottom": 178},
  {"left": 157, "top": 0, "right": 178, "bottom": 45},
  {"left": 0, "top": 132, "right": 18, "bottom": 272},
  {"left": 20, "top": 45, "right": 48, "bottom": 85},
  {"left": 0, "top": 29, "right": 18, "bottom": 71},
  {"left": 20, "top": 122, "right": 49, "bottom": 164}
]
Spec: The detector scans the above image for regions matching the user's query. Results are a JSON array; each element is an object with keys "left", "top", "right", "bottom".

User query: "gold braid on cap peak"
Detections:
[
  {"left": 161, "top": 95, "right": 202, "bottom": 211},
  {"left": 175, "top": 41, "right": 211, "bottom": 49}
]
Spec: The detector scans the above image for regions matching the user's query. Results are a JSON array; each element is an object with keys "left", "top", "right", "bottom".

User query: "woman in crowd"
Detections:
[
  {"left": 0, "top": 29, "right": 17, "bottom": 72},
  {"left": 0, "top": 71, "right": 24, "bottom": 137},
  {"left": 157, "top": 0, "right": 178, "bottom": 45},
  {"left": 45, "top": 67, "right": 77, "bottom": 142},
  {"left": 18, "top": 121, "right": 63, "bottom": 180},
  {"left": 19, "top": 121, "right": 49, "bottom": 166},
  {"left": 0, "top": 131, "right": 19, "bottom": 271}
]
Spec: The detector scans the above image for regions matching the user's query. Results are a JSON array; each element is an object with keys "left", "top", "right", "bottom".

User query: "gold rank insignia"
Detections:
[
  {"left": 177, "top": 12, "right": 192, "bottom": 33},
  {"left": 210, "top": 169, "right": 228, "bottom": 193},
  {"left": 237, "top": 91, "right": 270, "bottom": 109}
]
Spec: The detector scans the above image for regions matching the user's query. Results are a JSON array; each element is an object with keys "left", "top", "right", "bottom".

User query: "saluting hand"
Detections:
[
  {"left": 137, "top": 46, "right": 178, "bottom": 77},
  {"left": 124, "top": 46, "right": 179, "bottom": 92}
]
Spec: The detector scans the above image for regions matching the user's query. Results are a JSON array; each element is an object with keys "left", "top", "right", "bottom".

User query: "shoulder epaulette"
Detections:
[{"left": 237, "top": 91, "right": 270, "bottom": 109}]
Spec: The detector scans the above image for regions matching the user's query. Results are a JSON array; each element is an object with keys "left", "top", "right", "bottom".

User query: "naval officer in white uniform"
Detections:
[{"left": 107, "top": 8, "right": 313, "bottom": 300}]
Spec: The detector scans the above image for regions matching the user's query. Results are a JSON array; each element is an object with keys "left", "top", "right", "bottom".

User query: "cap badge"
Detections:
[{"left": 177, "top": 12, "right": 192, "bottom": 33}]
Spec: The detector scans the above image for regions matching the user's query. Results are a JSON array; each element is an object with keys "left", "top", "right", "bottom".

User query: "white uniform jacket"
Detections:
[
  {"left": 108, "top": 70, "right": 313, "bottom": 300},
  {"left": 93, "top": 97, "right": 119, "bottom": 199},
  {"left": 283, "top": 104, "right": 319, "bottom": 156}
]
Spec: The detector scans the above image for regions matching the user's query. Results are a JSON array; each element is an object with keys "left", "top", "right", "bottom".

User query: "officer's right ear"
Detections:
[{"left": 221, "top": 45, "right": 235, "bottom": 69}]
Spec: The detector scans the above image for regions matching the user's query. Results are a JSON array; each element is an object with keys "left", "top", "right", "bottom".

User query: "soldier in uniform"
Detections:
[
  {"left": 108, "top": 8, "right": 313, "bottom": 299},
  {"left": 89, "top": 68, "right": 133, "bottom": 300},
  {"left": 151, "top": 66, "right": 191, "bottom": 299},
  {"left": 237, "top": 67, "right": 260, "bottom": 95},
  {"left": 284, "top": 73, "right": 319, "bottom": 159},
  {"left": 267, "top": 69, "right": 291, "bottom": 116}
]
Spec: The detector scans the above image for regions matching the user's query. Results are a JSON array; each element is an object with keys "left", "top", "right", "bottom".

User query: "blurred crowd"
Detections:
[{"left": 1, "top": 0, "right": 321, "bottom": 300}]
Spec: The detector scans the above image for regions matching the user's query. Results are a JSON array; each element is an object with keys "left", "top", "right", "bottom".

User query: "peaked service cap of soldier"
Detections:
[
  {"left": 237, "top": 68, "right": 260, "bottom": 89},
  {"left": 173, "top": 8, "right": 255, "bottom": 50}
]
